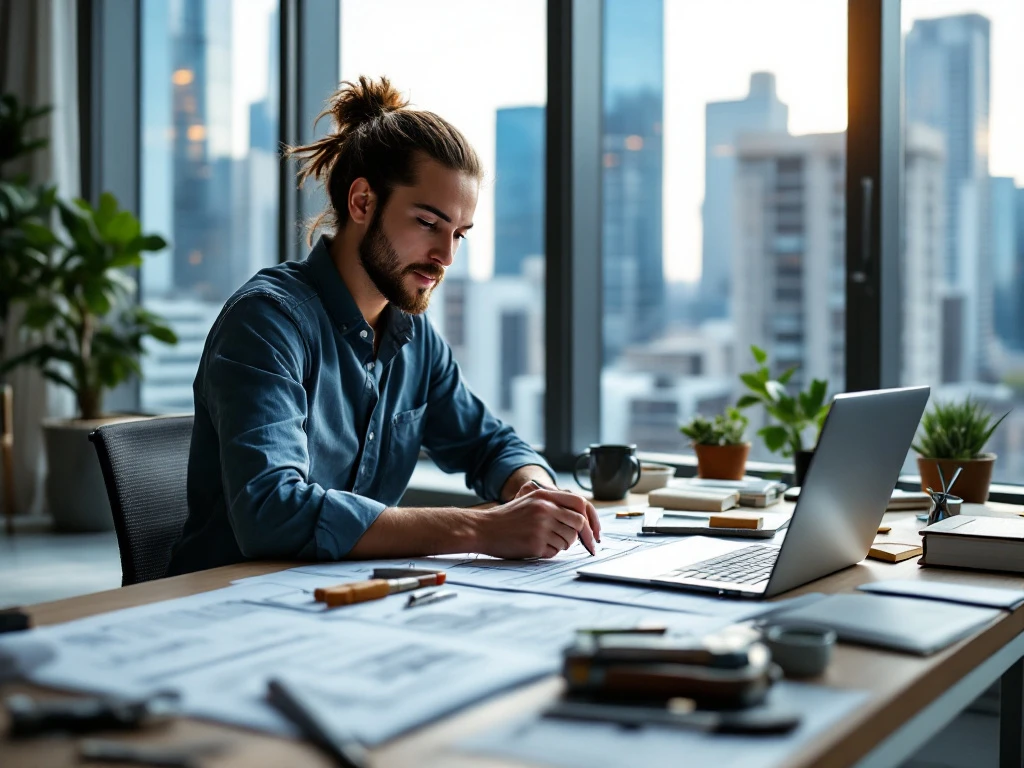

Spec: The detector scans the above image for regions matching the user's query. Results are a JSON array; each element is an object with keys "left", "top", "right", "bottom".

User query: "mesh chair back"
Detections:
[{"left": 89, "top": 416, "right": 193, "bottom": 586}]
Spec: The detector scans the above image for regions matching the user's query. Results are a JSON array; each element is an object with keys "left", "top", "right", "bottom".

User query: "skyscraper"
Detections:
[
  {"left": 905, "top": 13, "right": 992, "bottom": 381},
  {"left": 991, "top": 177, "right": 1020, "bottom": 351},
  {"left": 602, "top": 0, "right": 664, "bottom": 362},
  {"left": 170, "top": 0, "right": 237, "bottom": 302},
  {"left": 494, "top": 106, "right": 544, "bottom": 277},
  {"left": 701, "top": 72, "right": 789, "bottom": 320}
]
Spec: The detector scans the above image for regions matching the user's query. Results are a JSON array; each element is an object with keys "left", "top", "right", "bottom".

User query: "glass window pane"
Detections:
[
  {"left": 140, "top": 0, "right": 280, "bottom": 413},
  {"left": 902, "top": 2, "right": 1024, "bottom": 484},
  {"left": 600, "top": 0, "right": 848, "bottom": 462},
  {"left": 339, "top": 0, "right": 547, "bottom": 445}
]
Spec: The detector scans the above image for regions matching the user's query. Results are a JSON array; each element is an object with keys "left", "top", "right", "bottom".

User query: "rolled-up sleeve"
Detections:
[
  {"left": 203, "top": 295, "right": 385, "bottom": 560},
  {"left": 420, "top": 320, "right": 555, "bottom": 500}
]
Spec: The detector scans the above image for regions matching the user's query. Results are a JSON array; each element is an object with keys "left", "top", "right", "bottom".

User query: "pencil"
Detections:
[{"left": 530, "top": 479, "right": 596, "bottom": 556}]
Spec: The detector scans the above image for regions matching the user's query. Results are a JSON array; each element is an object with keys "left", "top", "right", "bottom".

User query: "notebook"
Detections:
[
  {"left": 920, "top": 516, "right": 1024, "bottom": 574},
  {"left": 671, "top": 478, "right": 785, "bottom": 508},
  {"left": 765, "top": 593, "right": 1000, "bottom": 655},
  {"left": 647, "top": 487, "right": 739, "bottom": 512},
  {"left": 857, "top": 579, "right": 1024, "bottom": 610},
  {"left": 641, "top": 509, "right": 791, "bottom": 540}
]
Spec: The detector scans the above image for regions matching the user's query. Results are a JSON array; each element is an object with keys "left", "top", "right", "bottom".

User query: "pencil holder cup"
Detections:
[{"left": 926, "top": 494, "right": 962, "bottom": 526}]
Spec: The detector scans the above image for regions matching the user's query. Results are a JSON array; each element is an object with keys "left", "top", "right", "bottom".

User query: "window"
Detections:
[
  {"left": 139, "top": 0, "right": 281, "bottom": 413},
  {"left": 901, "top": 1, "right": 1024, "bottom": 484},
  {"left": 599, "top": 0, "right": 848, "bottom": 460},
  {"left": 339, "top": 0, "right": 547, "bottom": 444}
]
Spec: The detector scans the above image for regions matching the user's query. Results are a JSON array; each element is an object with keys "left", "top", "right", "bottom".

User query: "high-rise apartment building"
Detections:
[
  {"left": 701, "top": 73, "right": 789, "bottom": 320},
  {"left": 733, "top": 129, "right": 943, "bottom": 392}
]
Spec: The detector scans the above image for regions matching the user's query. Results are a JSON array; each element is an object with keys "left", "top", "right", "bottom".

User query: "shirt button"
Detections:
[
  {"left": 360, "top": 329, "right": 368, "bottom": 339},
  {"left": 368, "top": 431, "right": 375, "bottom": 441}
]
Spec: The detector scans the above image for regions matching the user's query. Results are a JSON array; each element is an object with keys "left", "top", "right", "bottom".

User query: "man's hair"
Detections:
[{"left": 286, "top": 76, "right": 483, "bottom": 244}]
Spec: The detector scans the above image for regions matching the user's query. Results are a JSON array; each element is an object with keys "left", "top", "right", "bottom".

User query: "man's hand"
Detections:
[{"left": 473, "top": 481, "right": 602, "bottom": 560}]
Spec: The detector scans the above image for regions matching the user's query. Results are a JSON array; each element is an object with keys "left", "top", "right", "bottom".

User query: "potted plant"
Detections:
[
  {"left": 912, "top": 397, "right": 1010, "bottom": 503},
  {"left": 1, "top": 191, "right": 176, "bottom": 530},
  {"left": 736, "top": 345, "right": 830, "bottom": 487},
  {"left": 680, "top": 407, "right": 750, "bottom": 480}
]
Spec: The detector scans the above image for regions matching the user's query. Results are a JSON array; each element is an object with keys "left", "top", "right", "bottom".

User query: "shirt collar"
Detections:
[{"left": 305, "top": 234, "right": 416, "bottom": 344}]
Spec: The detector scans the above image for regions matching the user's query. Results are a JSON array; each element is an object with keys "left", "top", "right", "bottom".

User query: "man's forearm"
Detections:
[
  {"left": 345, "top": 505, "right": 484, "bottom": 559},
  {"left": 499, "top": 464, "right": 557, "bottom": 502}
]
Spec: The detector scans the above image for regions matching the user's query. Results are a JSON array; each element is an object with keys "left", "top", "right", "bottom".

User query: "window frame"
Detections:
[{"left": 85, "top": 0, "right": 1024, "bottom": 498}]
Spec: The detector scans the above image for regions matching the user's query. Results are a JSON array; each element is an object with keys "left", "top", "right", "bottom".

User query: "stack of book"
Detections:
[{"left": 668, "top": 477, "right": 786, "bottom": 508}]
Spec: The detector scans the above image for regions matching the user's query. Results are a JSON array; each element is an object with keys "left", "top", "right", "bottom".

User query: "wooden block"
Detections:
[
  {"left": 867, "top": 542, "right": 922, "bottom": 563},
  {"left": 708, "top": 514, "right": 763, "bottom": 530},
  {"left": 615, "top": 510, "right": 645, "bottom": 519},
  {"left": 876, "top": 525, "right": 891, "bottom": 534}
]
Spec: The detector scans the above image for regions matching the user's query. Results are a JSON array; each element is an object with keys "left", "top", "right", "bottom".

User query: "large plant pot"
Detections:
[
  {"left": 42, "top": 416, "right": 142, "bottom": 531},
  {"left": 694, "top": 442, "right": 750, "bottom": 481},
  {"left": 917, "top": 454, "right": 995, "bottom": 504}
]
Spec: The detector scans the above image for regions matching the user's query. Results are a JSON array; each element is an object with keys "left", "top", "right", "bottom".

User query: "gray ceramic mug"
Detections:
[{"left": 573, "top": 444, "right": 642, "bottom": 501}]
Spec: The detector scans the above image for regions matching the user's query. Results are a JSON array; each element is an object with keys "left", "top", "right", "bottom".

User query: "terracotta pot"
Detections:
[
  {"left": 694, "top": 442, "right": 750, "bottom": 481},
  {"left": 917, "top": 454, "right": 996, "bottom": 504}
]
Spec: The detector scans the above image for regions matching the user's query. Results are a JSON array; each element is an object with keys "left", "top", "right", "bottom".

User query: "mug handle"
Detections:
[
  {"left": 573, "top": 453, "right": 592, "bottom": 491},
  {"left": 628, "top": 455, "right": 642, "bottom": 489}
]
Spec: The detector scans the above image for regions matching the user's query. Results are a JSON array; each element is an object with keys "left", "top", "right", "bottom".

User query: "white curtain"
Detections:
[{"left": 1, "top": 0, "right": 79, "bottom": 517}]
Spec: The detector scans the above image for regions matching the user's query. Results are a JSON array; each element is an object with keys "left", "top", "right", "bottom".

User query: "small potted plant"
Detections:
[
  {"left": 912, "top": 397, "right": 1010, "bottom": 503},
  {"left": 680, "top": 407, "right": 750, "bottom": 480},
  {"left": 2, "top": 192, "right": 176, "bottom": 530},
  {"left": 736, "top": 345, "right": 830, "bottom": 487}
]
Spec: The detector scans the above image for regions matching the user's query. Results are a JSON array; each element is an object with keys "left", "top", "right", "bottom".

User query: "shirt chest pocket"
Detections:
[{"left": 386, "top": 403, "right": 428, "bottom": 484}]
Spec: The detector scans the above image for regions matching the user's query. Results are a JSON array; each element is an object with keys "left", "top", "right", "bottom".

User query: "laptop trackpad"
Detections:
[{"left": 579, "top": 537, "right": 745, "bottom": 581}]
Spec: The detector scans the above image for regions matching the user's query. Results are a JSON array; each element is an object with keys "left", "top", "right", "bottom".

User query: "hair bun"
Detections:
[{"left": 328, "top": 75, "right": 407, "bottom": 131}]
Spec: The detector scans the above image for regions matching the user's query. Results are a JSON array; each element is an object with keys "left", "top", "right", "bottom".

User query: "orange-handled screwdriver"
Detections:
[{"left": 314, "top": 573, "right": 446, "bottom": 607}]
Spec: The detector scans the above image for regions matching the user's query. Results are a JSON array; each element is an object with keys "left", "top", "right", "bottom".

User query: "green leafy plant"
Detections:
[
  {"left": 1, "top": 192, "right": 177, "bottom": 420},
  {"left": 911, "top": 397, "right": 1010, "bottom": 460},
  {"left": 736, "top": 345, "right": 830, "bottom": 458},
  {"left": 680, "top": 407, "right": 749, "bottom": 446},
  {"left": 0, "top": 93, "right": 58, "bottom": 370}
]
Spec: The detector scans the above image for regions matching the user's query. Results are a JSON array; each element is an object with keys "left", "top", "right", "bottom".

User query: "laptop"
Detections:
[{"left": 578, "top": 386, "right": 930, "bottom": 599}]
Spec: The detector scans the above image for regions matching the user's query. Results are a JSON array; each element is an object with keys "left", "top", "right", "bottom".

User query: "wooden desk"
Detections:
[{"left": 3, "top": 499, "right": 1024, "bottom": 768}]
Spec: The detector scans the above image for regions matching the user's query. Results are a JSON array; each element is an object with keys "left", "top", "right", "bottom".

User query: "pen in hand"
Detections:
[{"left": 529, "top": 479, "right": 597, "bottom": 556}]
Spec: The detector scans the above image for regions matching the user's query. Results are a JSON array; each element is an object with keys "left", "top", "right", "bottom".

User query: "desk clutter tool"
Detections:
[
  {"left": 760, "top": 624, "right": 835, "bottom": 678},
  {"left": 560, "top": 627, "right": 778, "bottom": 710},
  {"left": 5, "top": 691, "right": 180, "bottom": 738},
  {"left": 314, "top": 569, "right": 446, "bottom": 607},
  {"left": 549, "top": 625, "right": 800, "bottom": 735}
]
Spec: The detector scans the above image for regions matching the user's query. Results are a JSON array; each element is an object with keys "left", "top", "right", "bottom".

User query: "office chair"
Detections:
[{"left": 89, "top": 415, "right": 193, "bottom": 586}]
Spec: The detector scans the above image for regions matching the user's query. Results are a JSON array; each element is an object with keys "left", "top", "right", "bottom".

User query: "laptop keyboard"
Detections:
[{"left": 662, "top": 544, "right": 779, "bottom": 585}]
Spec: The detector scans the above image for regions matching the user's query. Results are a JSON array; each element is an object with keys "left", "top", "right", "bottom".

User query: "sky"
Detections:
[{"left": 231, "top": 0, "right": 1023, "bottom": 283}]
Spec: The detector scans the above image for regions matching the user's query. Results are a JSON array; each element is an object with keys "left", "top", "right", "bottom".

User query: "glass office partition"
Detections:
[
  {"left": 140, "top": 0, "right": 281, "bottom": 413},
  {"left": 599, "top": 0, "right": 848, "bottom": 461},
  {"left": 901, "top": 1, "right": 1024, "bottom": 484},
  {"left": 340, "top": 0, "right": 548, "bottom": 445}
]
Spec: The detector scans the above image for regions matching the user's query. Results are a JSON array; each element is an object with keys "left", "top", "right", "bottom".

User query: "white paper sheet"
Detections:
[
  {"left": 458, "top": 682, "right": 871, "bottom": 768},
  {"left": 0, "top": 583, "right": 554, "bottom": 744},
  {"left": 236, "top": 532, "right": 772, "bottom": 621}
]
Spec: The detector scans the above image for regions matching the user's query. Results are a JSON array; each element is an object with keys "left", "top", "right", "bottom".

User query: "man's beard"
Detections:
[{"left": 358, "top": 212, "right": 444, "bottom": 315}]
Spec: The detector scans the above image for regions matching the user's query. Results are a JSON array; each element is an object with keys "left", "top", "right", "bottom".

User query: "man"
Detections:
[{"left": 167, "top": 76, "right": 600, "bottom": 575}]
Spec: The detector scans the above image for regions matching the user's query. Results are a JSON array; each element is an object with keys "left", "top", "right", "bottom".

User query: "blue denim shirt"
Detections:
[{"left": 167, "top": 236, "right": 554, "bottom": 575}]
